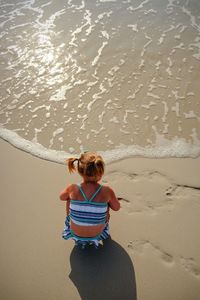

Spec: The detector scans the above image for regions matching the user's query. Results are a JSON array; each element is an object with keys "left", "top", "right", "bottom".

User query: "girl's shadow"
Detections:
[{"left": 69, "top": 237, "right": 137, "bottom": 300}]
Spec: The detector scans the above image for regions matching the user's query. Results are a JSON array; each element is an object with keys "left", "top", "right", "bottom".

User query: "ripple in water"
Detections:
[{"left": 0, "top": 0, "right": 200, "bottom": 163}]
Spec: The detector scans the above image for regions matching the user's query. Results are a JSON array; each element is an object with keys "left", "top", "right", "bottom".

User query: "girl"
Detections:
[{"left": 60, "top": 152, "right": 120, "bottom": 247}]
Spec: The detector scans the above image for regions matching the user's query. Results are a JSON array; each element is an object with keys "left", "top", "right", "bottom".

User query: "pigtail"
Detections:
[
  {"left": 67, "top": 152, "right": 105, "bottom": 177},
  {"left": 95, "top": 157, "right": 105, "bottom": 175},
  {"left": 67, "top": 157, "right": 78, "bottom": 173}
]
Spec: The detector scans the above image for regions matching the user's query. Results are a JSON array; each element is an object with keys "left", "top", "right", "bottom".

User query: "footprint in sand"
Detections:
[
  {"left": 127, "top": 240, "right": 174, "bottom": 266},
  {"left": 165, "top": 185, "right": 177, "bottom": 196},
  {"left": 128, "top": 240, "right": 200, "bottom": 278},
  {"left": 180, "top": 257, "right": 200, "bottom": 278},
  {"left": 105, "top": 170, "right": 200, "bottom": 215}
]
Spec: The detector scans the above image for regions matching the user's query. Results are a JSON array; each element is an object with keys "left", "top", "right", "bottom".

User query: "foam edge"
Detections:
[{"left": 0, "top": 126, "right": 200, "bottom": 165}]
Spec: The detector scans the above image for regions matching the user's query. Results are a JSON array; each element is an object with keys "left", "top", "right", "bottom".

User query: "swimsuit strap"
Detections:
[
  {"left": 77, "top": 184, "right": 88, "bottom": 201},
  {"left": 77, "top": 184, "right": 103, "bottom": 202},
  {"left": 89, "top": 184, "right": 102, "bottom": 202}
]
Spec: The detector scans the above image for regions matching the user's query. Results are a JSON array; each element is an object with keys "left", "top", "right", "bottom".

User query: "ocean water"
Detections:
[{"left": 0, "top": 0, "right": 200, "bottom": 163}]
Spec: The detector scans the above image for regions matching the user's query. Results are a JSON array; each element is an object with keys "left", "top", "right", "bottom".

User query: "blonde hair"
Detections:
[{"left": 67, "top": 152, "right": 105, "bottom": 178}]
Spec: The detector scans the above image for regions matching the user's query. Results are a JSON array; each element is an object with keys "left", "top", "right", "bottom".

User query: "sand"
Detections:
[{"left": 0, "top": 139, "right": 200, "bottom": 300}]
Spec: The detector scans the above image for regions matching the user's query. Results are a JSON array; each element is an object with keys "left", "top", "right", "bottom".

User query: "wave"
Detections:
[{"left": 1, "top": 127, "right": 200, "bottom": 164}]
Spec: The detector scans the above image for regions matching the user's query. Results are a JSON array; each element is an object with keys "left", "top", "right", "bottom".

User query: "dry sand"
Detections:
[{"left": 0, "top": 139, "right": 200, "bottom": 300}]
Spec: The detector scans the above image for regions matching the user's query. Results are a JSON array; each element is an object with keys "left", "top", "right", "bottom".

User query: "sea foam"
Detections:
[{"left": 1, "top": 127, "right": 200, "bottom": 164}]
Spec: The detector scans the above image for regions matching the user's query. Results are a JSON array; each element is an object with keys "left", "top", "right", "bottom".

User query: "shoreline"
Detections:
[
  {"left": 0, "top": 139, "right": 200, "bottom": 300},
  {"left": 1, "top": 127, "right": 200, "bottom": 165}
]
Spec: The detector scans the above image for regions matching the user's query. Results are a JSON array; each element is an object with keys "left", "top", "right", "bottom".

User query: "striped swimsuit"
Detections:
[{"left": 62, "top": 184, "right": 109, "bottom": 246}]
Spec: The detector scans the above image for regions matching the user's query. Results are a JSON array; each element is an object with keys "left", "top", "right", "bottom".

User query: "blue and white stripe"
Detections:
[
  {"left": 62, "top": 184, "right": 110, "bottom": 246},
  {"left": 70, "top": 201, "right": 108, "bottom": 226}
]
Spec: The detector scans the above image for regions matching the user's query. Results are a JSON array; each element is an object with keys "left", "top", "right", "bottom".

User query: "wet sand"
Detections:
[{"left": 0, "top": 139, "right": 200, "bottom": 300}]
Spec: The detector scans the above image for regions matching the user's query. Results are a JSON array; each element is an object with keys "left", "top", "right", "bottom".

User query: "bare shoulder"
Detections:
[
  {"left": 60, "top": 183, "right": 76, "bottom": 200},
  {"left": 102, "top": 184, "right": 119, "bottom": 210},
  {"left": 64, "top": 183, "right": 79, "bottom": 199},
  {"left": 102, "top": 185, "right": 115, "bottom": 196},
  {"left": 66, "top": 183, "right": 77, "bottom": 192},
  {"left": 102, "top": 185, "right": 113, "bottom": 191}
]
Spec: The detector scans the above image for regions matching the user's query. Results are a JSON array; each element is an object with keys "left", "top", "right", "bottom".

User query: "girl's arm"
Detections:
[
  {"left": 66, "top": 201, "right": 70, "bottom": 215},
  {"left": 59, "top": 185, "right": 71, "bottom": 215},
  {"left": 108, "top": 187, "right": 120, "bottom": 211},
  {"left": 60, "top": 186, "right": 71, "bottom": 201}
]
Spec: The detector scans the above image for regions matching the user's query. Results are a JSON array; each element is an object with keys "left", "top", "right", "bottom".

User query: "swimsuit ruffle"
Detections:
[{"left": 62, "top": 215, "right": 110, "bottom": 247}]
